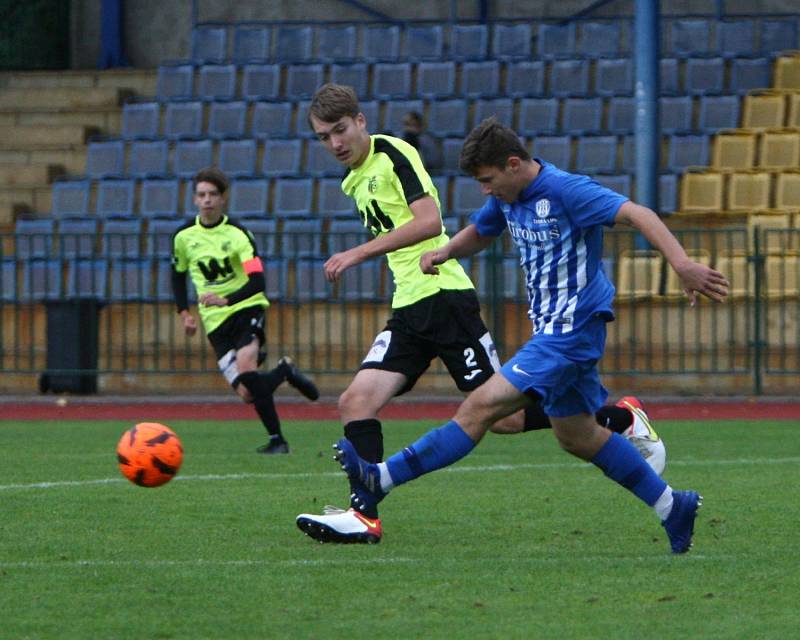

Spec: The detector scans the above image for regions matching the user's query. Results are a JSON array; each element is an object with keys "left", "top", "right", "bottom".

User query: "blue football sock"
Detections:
[
  {"left": 384, "top": 420, "right": 476, "bottom": 486},
  {"left": 591, "top": 432, "right": 667, "bottom": 506}
]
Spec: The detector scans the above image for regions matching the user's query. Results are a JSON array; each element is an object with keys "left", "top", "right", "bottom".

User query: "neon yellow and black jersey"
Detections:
[
  {"left": 341, "top": 134, "right": 473, "bottom": 308},
  {"left": 172, "top": 215, "right": 268, "bottom": 333}
]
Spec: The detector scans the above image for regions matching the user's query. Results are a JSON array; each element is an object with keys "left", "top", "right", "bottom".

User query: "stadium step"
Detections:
[
  {"left": 0, "top": 124, "right": 101, "bottom": 148},
  {"left": 0, "top": 148, "right": 87, "bottom": 175},
  {"left": 0, "top": 69, "right": 156, "bottom": 95},
  {"left": 0, "top": 87, "right": 133, "bottom": 110},
  {"left": 0, "top": 183, "right": 53, "bottom": 218},
  {"left": 0, "top": 163, "right": 65, "bottom": 185},
  {"left": 0, "top": 107, "right": 122, "bottom": 132}
]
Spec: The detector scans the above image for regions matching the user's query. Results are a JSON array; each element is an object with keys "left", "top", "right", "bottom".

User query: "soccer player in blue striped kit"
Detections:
[{"left": 327, "top": 118, "right": 729, "bottom": 553}]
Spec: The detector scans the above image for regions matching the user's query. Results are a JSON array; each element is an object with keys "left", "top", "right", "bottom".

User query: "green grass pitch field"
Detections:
[{"left": 2, "top": 417, "right": 799, "bottom": 639}]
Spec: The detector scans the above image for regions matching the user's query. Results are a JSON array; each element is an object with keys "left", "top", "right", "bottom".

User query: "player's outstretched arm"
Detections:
[
  {"left": 420, "top": 224, "right": 494, "bottom": 275},
  {"left": 615, "top": 201, "right": 729, "bottom": 305}
]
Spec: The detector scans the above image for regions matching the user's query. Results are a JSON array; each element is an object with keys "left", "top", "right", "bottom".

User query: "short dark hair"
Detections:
[
  {"left": 193, "top": 167, "right": 229, "bottom": 195},
  {"left": 459, "top": 117, "right": 530, "bottom": 175},
  {"left": 308, "top": 83, "right": 360, "bottom": 128}
]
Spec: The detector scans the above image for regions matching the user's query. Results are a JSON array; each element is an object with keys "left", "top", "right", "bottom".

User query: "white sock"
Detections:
[
  {"left": 654, "top": 486, "right": 674, "bottom": 520},
  {"left": 377, "top": 462, "right": 394, "bottom": 492}
]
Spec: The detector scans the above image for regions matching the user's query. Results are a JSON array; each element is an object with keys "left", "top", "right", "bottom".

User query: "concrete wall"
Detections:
[{"left": 69, "top": 0, "right": 798, "bottom": 69}]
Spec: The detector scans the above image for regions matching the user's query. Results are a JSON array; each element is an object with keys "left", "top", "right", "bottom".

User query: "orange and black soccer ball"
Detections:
[{"left": 116, "top": 422, "right": 183, "bottom": 487}]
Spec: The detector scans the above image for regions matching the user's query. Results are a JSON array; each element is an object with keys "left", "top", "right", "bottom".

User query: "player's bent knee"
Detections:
[{"left": 234, "top": 370, "right": 267, "bottom": 404}]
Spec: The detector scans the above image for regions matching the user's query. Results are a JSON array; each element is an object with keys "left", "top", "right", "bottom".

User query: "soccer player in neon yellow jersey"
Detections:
[
  {"left": 296, "top": 84, "right": 665, "bottom": 544},
  {"left": 171, "top": 167, "right": 319, "bottom": 454}
]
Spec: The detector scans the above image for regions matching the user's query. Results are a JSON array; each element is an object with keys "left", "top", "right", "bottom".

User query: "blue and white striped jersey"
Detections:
[{"left": 470, "top": 159, "right": 627, "bottom": 335}]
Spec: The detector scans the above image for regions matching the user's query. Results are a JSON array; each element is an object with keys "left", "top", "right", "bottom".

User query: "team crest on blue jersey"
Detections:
[
  {"left": 368, "top": 176, "right": 378, "bottom": 193},
  {"left": 535, "top": 199, "right": 551, "bottom": 218}
]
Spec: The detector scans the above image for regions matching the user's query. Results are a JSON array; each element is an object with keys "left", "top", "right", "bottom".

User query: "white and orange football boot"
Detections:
[
  {"left": 296, "top": 506, "right": 382, "bottom": 544},
  {"left": 616, "top": 396, "right": 666, "bottom": 475}
]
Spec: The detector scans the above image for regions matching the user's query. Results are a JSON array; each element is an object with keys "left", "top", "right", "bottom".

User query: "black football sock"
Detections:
[
  {"left": 344, "top": 419, "right": 383, "bottom": 519},
  {"left": 258, "top": 367, "right": 286, "bottom": 394},
  {"left": 594, "top": 406, "right": 633, "bottom": 434},
  {"left": 237, "top": 371, "right": 285, "bottom": 441},
  {"left": 523, "top": 403, "right": 552, "bottom": 431}
]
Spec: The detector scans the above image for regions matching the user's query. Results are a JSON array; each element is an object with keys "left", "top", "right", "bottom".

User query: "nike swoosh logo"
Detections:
[
  {"left": 354, "top": 513, "right": 380, "bottom": 529},
  {"left": 511, "top": 364, "right": 533, "bottom": 377}
]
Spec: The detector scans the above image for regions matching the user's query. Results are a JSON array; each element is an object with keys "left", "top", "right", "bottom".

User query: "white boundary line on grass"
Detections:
[
  {"left": 2, "top": 456, "right": 799, "bottom": 492},
  {"left": 0, "top": 557, "right": 418, "bottom": 569}
]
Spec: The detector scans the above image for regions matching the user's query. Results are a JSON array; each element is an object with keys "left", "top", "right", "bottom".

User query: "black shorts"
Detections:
[
  {"left": 207, "top": 305, "right": 266, "bottom": 385},
  {"left": 360, "top": 289, "right": 500, "bottom": 394}
]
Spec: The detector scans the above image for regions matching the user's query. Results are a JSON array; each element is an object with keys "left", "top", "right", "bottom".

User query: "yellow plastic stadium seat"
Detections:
[
  {"left": 616, "top": 251, "right": 662, "bottom": 299},
  {"left": 758, "top": 131, "right": 800, "bottom": 170},
  {"left": 712, "top": 132, "right": 756, "bottom": 170},
  {"left": 774, "top": 56, "right": 800, "bottom": 90},
  {"left": 728, "top": 171, "right": 771, "bottom": 212},
  {"left": 775, "top": 172, "right": 800, "bottom": 211},
  {"left": 765, "top": 254, "right": 799, "bottom": 298},
  {"left": 715, "top": 253, "right": 751, "bottom": 298},
  {"left": 680, "top": 171, "right": 724, "bottom": 212},
  {"left": 665, "top": 249, "right": 711, "bottom": 297},
  {"left": 742, "top": 93, "right": 786, "bottom": 130},
  {"left": 748, "top": 213, "right": 792, "bottom": 253}
]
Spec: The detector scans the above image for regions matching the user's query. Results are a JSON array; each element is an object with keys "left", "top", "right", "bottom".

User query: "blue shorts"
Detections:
[{"left": 500, "top": 317, "right": 609, "bottom": 418}]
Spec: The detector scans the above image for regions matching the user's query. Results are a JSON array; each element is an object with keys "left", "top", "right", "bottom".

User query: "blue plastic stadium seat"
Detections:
[
  {"left": 173, "top": 139, "right": 213, "bottom": 179},
  {"left": 262, "top": 256, "right": 289, "bottom": 300},
  {"left": 660, "top": 58, "right": 681, "bottom": 96},
  {"left": 329, "top": 63, "right": 369, "bottom": 98},
  {"left": 232, "top": 27, "right": 271, "bottom": 64},
  {"left": 95, "top": 178, "right": 136, "bottom": 219},
  {"left": 358, "top": 100, "right": 380, "bottom": 130},
  {"left": 229, "top": 178, "right": 269, "bottom": 217},
  {"left": 15, "top": 219, "right": 54, "bottom": 259},
  {"left": 452, "top": 175, "right": 487, "bottom": 216},
  {"left": 460, "top": 60, "right": 501, "bottom": 98},
  {"left": 109, "top": 257, "right": 152, "bottom": 301},
  {"left": 561, "top": 98, "right": 603, "bottom": 135},
  {"left": 697, "top": 95, "right": 740, "bottom": 133},
  {"left": 128, "top": 139, "right": 169, "bottom": 178},
  {"left": 239, "top": 217, "right": 277, "bottom": 255},
  {"left": 102, "top": 218, "right": 142, "bottom": 259},
  {"left": 361, "top": 24, "right": 401, "bottom": 62},
  {"left": 272, "top": 177, "right": 313, "bottom": 218},
  {"left": 684, "top": 57, "right": 725, "bottom": 96},
  {"left": 191, "top": 27, "right": 227, "bottom": 64},
  {"left": 335, "top": 261, "right": 382, "bottom": 301},
  {"left": 22, "top": 258, "right": 63, "bottom": 301},
  {"left": 156, "top": 64, "right": 194, "bottom": 101},
  {"left": 383, "top": 99, "right": 423, "bottom": 136},
  {"left": 293, "top": 100, "right": 312, "bottom": 137},
  {"left": 197, "top": 64, "right": 237, "bottom": 101},
  {"left": 218, "top": 139, "right": 257, "bottom": 178},
  {"left": 576, "top": 21, "right": 623, "bottom": 58},
  {"left": 492, "top": 23, "right": 532, "bottom": 60},
  {"left": 432, "top": 175, "right": 450, "bottom": 215},
  {"left": 251, "top": 101, "right": 293, "bottom": 139},
  {"left": 593, "top": 174, "right": 631, "bottom": 197},
  {"left": 315, "top": 25, "right": 358, "bottom": 62},
  {"left": 274, "top": 26, "right": 313, "bottom": 62},
  {"left": 85, "top": 140, "right": 126, "bottom": 179},
  {"left": 402, "top": 24, "right": 444, "bottom": 61},
  {"left": 607, "top": 97, "right": 635, "bottom": 134},
  {"left": 121, "top": 102, "right": 160, "bottom": 140},
  {"left": 659, "top": 173, "right": 678, "bottom": 214},
  {"left": 517, "top": 98, "right": 559, "bottom": 136},
  {"left": 760, "top": 18, "right": 798, "bottom": 56},
  {"left": 147, "top": 219, "right": 184, "bottom": 259},
  {"left": 576, "top": 135, "right": 618, "bottom": 174},
  {"left": 531, "top": 136, "right": 572, "bottom": 170},
  {"left": 550, "top": 59, "right": 590, "bottom": 97},
  {"left": 472, "top": 98, "right": 514, "bottom": 128},
  {"left": 536, "top": 22, "right": 576, "bottom": 59},
  {"left": 416, "top": 61, "right": 456, "bottom": 98},
  {"left": 669, "top": 18, "right": 717, "bottom": 57},
  {"left": 440, "top": 137, "right": 464, "bottom": 175},
  {"left": 1, "top": 258, "right": 16, "bottom": 302},
  {"left": 449, "top": 24, "right": 488, "bottom": 61},
  {"left": 164, "top": 101, "right": 204, "bottom": 140},
  {"left": 281, "top": 218, "right": 323, "bottom": 257},
  {"left": 140, "top": 178, "right": 180, "bottom": 218},
  {"left": 58, "top": 218, "right": 98, "bottom": 259},
  {"left": 718, "top": 20, "right": 757, "bottom": 58},
  {"left": 595, "top": 58, "right": 633, "bottom": 97},
  {"left": 372, "top": 62, "right": 412, "bottom": 99},
  {"left": 241, "top": 64, "right": 281, "bottom": 101},
  {"left": 294, "top": 257, "right": 329, "bottom": 301},
  {"left": 51, "top": 180, "right": 91, "bottom": 219},
  {"left": 476, "top": 257, "right": 524, "bottom": 301},
  {"left": 285, "top": 63, "right": 325, "bottom": 99},
  {"left": 504, "top": 60, "right": 545, "bottom": 98},
  {"left": 327, "top": 219, "right": 368, "bottom": 255},
  {"left": 667, "top": 134, "right": 710, "bottom": 172},
  {"left": 305, "top": 140, "right": 344, "bottom": 178},
  {"left": 207, "top": 100, "right": 247, "bottom": 139},
  {"left": 620, "top": 136, "right": 636, "bottom": 173},
  {"left": 729, "top": 58, "right": 772, "bottom": 94},
  {"left": 659, "top": 96, "right": 694, "bottom": 134},
  {"left": 262, "top": 138, "right": 303, "bottom": 177},
  {"left": 427, "top": 99, "right": 469, "bottom": 137},
  {"left": 317, "top": 177, "right": 353, "bottom": 218}
]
